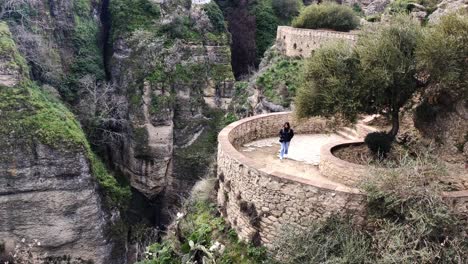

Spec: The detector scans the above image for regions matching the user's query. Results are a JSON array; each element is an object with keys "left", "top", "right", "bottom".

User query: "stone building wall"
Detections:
[
  {"left": 276, "top": 26, "right": 358, "bottom": 58},
  {"left": 216, "top": 112, "right": 367, "bottom": 247}
]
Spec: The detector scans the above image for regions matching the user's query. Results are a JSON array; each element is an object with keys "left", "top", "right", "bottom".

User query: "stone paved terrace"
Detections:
[
  {"left": 216, "top": 112, "right": 468, "bottom": 248},
  {"left": 240, "top": 134, "right": 348, "bottom": 185}
]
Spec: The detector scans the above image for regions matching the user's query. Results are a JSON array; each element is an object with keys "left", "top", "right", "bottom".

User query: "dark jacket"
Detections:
[{"left": 279, "top": 128, "right": 294, "bottom": 142}]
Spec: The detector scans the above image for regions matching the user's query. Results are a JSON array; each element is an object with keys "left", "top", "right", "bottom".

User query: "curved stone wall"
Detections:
[
  {"left": 216, "top": 112, "right": 367, "bottom": 247},
  {"left": 320, "top": 141, "right": 468, "bottom": 214},
  {"left": 319, "top": 141, "right": 368, "bottom": 186},
  {"left": 276, "top": 26, "right": 358, "bottom": 58}
]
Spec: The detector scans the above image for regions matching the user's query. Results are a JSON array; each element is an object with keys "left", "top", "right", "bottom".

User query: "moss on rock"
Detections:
[
  {"left": 0, "top": 22, "right": 28, "bottom": 77},
  {"left": 0, "top": 23, "right": 130, "bottom": 209}
]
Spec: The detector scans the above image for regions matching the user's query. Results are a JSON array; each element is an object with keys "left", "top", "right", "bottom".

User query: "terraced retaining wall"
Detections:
[
  {"left": 319, "top": 141, "right": 468, "bottom": 215},
  {"left": 276, "top": 26, "right": 358, "bottom": 58},
  {"left": 216, "top": 112, "right": 367, "bottom": 247}
]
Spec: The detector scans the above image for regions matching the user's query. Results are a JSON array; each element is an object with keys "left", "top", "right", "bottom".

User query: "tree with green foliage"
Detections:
[
  {"left": 292, "top": 2, "right": 360, "bottom": 32},
  {"left": 295, "top": 41, "right": 361, "bottom": 121},
  {"left": 254, "top": 0, "right": 280, "bottom": 62},
  {"left": 355, "top": 15, "right": 421, "bottom": 138},
  {"left": 296, "top": 15, "right": 421, "bottom": 140},
  {"left": 417, "top": 13, "right": 468, "bottom": 99},
  {"left": 203, "top": 1, "right": 227, "bottom": 32},
  {"left": 272, "top": 0, "right": 302, "bottom": 20}
]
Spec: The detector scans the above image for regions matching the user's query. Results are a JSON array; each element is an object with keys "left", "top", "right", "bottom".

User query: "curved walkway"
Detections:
[{"left": 240, "top": 134, "right": 347, "bottom": 186}]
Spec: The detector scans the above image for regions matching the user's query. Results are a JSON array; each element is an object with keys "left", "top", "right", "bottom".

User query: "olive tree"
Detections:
[
  {"left": 295, "top": 41, "right": 361, "bottom": 121},
  {"left": 296, "top": 15, "right": 422, "bottom": 140},
  {"left": 416, "top": 13, "right": 468, "bottom": 98},
  {"left": 355, "top": 15, "right": 422, "bottom": 138}
]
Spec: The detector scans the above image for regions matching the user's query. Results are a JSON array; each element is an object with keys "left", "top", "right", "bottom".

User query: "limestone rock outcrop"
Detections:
[
  {"left": 108, "top": 1, "right": 234, "bottom": 200},
  {"left": 0, "top": 22, "right": 121, "bottom": 263},
  {"left": 429, "top": 0, "right": 468, "bottom": 23},
  {"left": 0, "top": 144, "right": 117, "bottom": 263}
]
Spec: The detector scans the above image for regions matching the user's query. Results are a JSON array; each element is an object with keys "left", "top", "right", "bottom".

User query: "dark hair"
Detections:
[{"left": 283, "top": 122, "right": 291, "bottom": 129}]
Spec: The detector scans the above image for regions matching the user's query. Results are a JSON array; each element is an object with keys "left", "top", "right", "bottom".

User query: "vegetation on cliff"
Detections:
[
  {"left": 292, "top": 2, "right": 360, "bottom": 31},
  {"left": 0, "top": 22, "right": 28, "bottom": 76},
  {"left": 271, "top": 154, "right": 468, "bottom": 263},
  {"left": 138, "top": 179, "right": 267, "bottom": 264},
  {"left": 0, "top": 82, "right": 131, "bottom": 208},
  {"left": 216, "top": 0, "right": 301, "bottom": 76},
  {"left": 256, "top": 58, "right": 303, "bottom": 107},
  {"left": 0, "top": 21, "right": 130, "bottom": 209}
]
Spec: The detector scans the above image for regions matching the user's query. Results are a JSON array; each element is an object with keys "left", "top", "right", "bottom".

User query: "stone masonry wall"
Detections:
[
  {"left": 217, "top": 112, "right": 367, "bottom": 247},
  {"left": 217, "top": 112, "right": 468, "bottom": 247},
  {"left": 276, "top": 26, "right": 358, "bottom": 58}
]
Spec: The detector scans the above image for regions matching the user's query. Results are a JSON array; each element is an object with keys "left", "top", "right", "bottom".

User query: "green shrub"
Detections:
[
  {"left": 203, "top": 2, "right": 226, "bottom": 32},
  {"left": 110, "top": 0, "right": 160, "bottom": 37},
  {"left": 292, "top": 2, "right": 360, "bottom": 31},
  {"left": 159, "top": 15, "right": 202, "bottom": 41},
  {"left": 364, "top": 131, "right": 393, "bottom": 157},
  {"left": 139, "top": 202, "right": 268, "bottom": 264},
  {"left": 256, "top": 58, "right": 303, "bottom": 107},
  {"left": 387, "top": 0, "right": 415, "bottom": 14},
  {"left": 254, "top": 0, "right": 280, "bottom": 62},
  {"left": 417, "top": 13, "right": 468, "bottom": 98},
  {"left": 295, "top": 41, "right": 360, "bottom": 121},
  {"left": 271, "top": 217, "right": 372, "bottom": 263},
  {"left": 272, "top": 0, "right": 302, "bottom": 20}
]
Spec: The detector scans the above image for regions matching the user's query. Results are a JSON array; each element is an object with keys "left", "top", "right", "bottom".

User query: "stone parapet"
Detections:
[
  {"left": 276, "top": 26, "right": 358, "bottom": 58},
  {"left": 217, "top": 112, "right": 366, "bottom": 247},
  {"left": 320, "top": 141, "right": 468, "bottom": 215},
  {"left": 217, "top": 112, "right": 468, "bottom": 248}
]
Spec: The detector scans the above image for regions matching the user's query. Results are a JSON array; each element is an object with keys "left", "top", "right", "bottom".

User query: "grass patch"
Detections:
[{"left": 256, "top": 58, "right": 303, "bottom": 107}]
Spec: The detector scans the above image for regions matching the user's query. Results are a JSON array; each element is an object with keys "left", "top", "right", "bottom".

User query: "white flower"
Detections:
[
  {"left": 209, "top": 241, "right": 223, "bottom": 252},
  {"left": 176, "top": 212, "right": 185, "bottom": 220},
  {"left": 37, "top": 242, "right": 41, "bottom": 246},
  {"left": 21, "top": 238, "right": 25, "bottom": 243},
  {"left": 219, "top": 244, "right": 226, "bottom": 254}
]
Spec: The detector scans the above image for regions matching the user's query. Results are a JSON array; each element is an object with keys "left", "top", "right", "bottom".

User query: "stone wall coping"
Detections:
[
  {"left": 218, "top": 112, "right": 363, "bottom": 195},
  {"left": 277, "top": 26, "right": 360, "bottom": 35},
  {"left": 321, "top": 140, "right": 368, "bottom": 170},
  {"left": 320, "top": 140, "right": 468, "bottom": 199}
]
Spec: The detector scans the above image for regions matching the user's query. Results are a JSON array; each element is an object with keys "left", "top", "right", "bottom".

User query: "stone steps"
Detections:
[
  {"left": 336, "top": 121, "right": 379, "bottom": 141},
  {"left": 336, "top": 127, "right": 359, "bottom": 140}
]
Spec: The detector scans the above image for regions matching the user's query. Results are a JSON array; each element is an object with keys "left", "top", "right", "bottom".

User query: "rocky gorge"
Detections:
[
  {"left": 0, "top": 0, "right": 466, "bottom": 263},
  {"left": 0, "top": 0, "right": 235, "bottom": 262}
]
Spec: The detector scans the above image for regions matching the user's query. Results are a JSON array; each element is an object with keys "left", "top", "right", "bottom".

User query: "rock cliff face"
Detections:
[
  {"left": 0, "top": 144, "right": 116, "bottom": 263},
  {"left": 107, "top": 0, "right": 234, "bottom": 202},
  {"left": 0, "top": 22, "right": 123, "bottom": 263},
  {"left": 429, "top": 0, "right": 468, "bottom": 23}
]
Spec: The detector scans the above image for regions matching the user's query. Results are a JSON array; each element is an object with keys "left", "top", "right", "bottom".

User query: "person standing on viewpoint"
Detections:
[{"left": 279, "top": 122, "right": 294, "bottom": 160}]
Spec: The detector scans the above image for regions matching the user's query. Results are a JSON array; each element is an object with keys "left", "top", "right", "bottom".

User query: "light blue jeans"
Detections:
[{"left": 280, "top": 141, "right": 290, "bottom": 159}]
